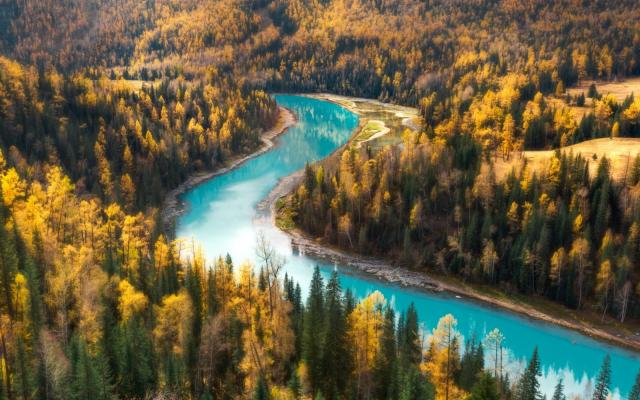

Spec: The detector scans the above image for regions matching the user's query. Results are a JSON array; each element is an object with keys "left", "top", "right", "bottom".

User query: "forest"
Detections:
[
  {"left": 278, "top": 0, "right": 640, "bottom": 328},
  {"left": 1, "top": 0, "right": 640, "bottom": 399}
]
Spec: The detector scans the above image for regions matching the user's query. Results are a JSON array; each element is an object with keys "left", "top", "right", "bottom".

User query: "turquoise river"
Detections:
[{"left": 177, "top": 94, "right": 640, "bottom": 399}]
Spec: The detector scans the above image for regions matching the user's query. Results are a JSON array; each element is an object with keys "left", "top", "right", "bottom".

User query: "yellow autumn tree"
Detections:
[
  {"left": 501, "top": 114, "right": 516, "bottom": 160},
  {"left": 119, "top": 173, "right": 136, "bottom": 211},
  {"left": 117, "top": 279, "right": 148, "bottom": 322},
  {"left": 481, "top": 240, "right": 498, "bottom": 282},
  {"left": 349, "top": 290, "right": 386, "bottom": 399},
  {"left": 11, "top": 273, "right": 30, "bottom": 326},
  {"left": 569, "top": 237, "right": 591, "bottom": 309},
  {"left": 120, "top": 213, "right": 148, "bottom": 280},
  {"left": 238, "top": 259, "right": 294, "bottom": 392},
  {"left": 153, "top": 290, "right": 194, "bottom": 355},
  {"left": 550, "top": 247, "right": 567, "bottom": 297},
  {"left": 595, "top": 259, "right": 614, "bottom": 320},
  {"left": 45, "top": 166, "right": 74, "bottom": 242},
  {"left": 1, "top": 168, "right": 26, "bottom": 208},
  {"left": 77, "top": 255, "right": 108, "bottom": 348},
  {"left": 422, "top": 314, "right": 465, "bottom": 400}
]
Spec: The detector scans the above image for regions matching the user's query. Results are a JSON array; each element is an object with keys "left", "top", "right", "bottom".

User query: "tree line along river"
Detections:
[{"left": 176, "top": 94, "right": 640, "bottom": 399}]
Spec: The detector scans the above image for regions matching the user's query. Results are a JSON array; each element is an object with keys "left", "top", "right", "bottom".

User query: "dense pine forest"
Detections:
[{"left": 1, "top": 0, "right": 640, "bottom": 399}]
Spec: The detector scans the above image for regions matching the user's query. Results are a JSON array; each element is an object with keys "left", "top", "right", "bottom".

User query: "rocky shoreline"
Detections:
[{"left": 161, "top": 106, "right": 297, "bottom": 233}]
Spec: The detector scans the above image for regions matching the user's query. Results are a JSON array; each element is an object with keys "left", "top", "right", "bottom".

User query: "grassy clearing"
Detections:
[
  {"left": 547, "top": 96, "right": 591, "bottom": 122},
  {"left": 356, "top": 120, "right": 388, "bottom": 143},
  {"left": 568, "top": 77, "right": 640, "bottom": 102},
  {"left": 546, "top": 78, "right": 640, "bottom": 125},
  {"left": 492, "top": 137, "right": 640, "bottom": 181},
  {"left": 274, "top": 198, "right": 297, "bottom": 231},
  {"left": 103, "top": 79, "right": 159, "bottom": 92}
]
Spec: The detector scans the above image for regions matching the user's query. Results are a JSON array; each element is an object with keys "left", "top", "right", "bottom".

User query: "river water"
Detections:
[{"left": 176, "top": 94, "right": 640, "bottom": 399}]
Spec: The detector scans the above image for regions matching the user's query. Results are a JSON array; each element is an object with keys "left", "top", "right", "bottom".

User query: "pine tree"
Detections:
[
  {"left": 629, "top": 370, "right": 640, "bottom": 400},
  {"left": 344, "top": 289, "right": 356, "bottom": 315},
  {"left": 321, "top": 271, "right": 349, "bottom": 400},
  {"left": 292, "top": 282, "right": 304, "bottom": 360},
  {"left": 253, "top": 375, "right": 269, "bottom": 400},
  {"left": 373, "top": 306, "right": 398, "bottom": 400},
  {"left": 185, "top": 265, "right": 203, "bottom": 392},
  {"left": 288, "top": 370, "right": 302, "bottom": 399},
  {"left": 592, "top": 355, "right": 611, "bottom": 400},
  {"left": 200, "top": 390, "right": 213, "bottom": 400},
  {"left": 118, "top": 319, "right": 156, "bottom": 398},
  {"left": 206, "top": 269, "right": 218, "bottom": 316},
  {"left": 303, "top": 266, "right": 325, "bottom": 394},
  {"left": 94, "top": 350, "right": 116, "bottom": 400},
  {"left": 0, "top": 362, "right": 4, "bottom": 400},
  {"left": 23, "top": 256, "right": 43, "bottom": 338},
  {"left": 551, "top": 378, "right": 566, "bottom": 400},
  {"left": 515, "top": 347, "right": 541, "bottom": 400},
  {"left": 398, "top": 365, "right": 435, "bottom": 400},
  {"left": 459, "top": 334, "right": 484, "bottom": 391},
  {"left": 68, "top": 336, "right": 114, "bottom": 400},
  {"left": 15, "top": 338, "right": 33, "bottom": 400},
  {"left": 400, "top": 303, "right": 421, "bottom": 365},
  {"left": 469, "top": 372, "right": 500, "bottom": 400},
  {"left": 0, "top": 215, "right": 19, "bottom": 318},
  {"left": 69, "top": 336, "right": 92, "bottom": 400}
]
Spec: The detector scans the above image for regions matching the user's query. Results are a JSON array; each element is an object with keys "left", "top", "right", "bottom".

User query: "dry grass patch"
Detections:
[
  {"left": 567, "top": 77, "right": 640, "bottom": 102},
  {"left": 102, "top": 79, "right": 160, "bottom": 92},
  {"left": 547, "top": 96, "right": 591, "bottom": 122},
  {"left": 492, "top": 137, "right": 640, "bottom": 181}
]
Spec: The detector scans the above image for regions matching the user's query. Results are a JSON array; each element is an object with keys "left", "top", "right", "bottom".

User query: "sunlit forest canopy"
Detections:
[
  {"left": 0, "top": 0, "right": 640, "bottom": 399},
  {"left": 2, "top": 0, "right": 640, "bottom": 100}
]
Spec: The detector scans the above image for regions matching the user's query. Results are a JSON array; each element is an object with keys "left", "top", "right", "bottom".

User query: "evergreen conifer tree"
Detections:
[
  {"left": 459, "top": 334, "right": 484, "bottom": 391},
  {"left": 469, "top": 372, "right": 500, "bottom": 400},
  {"left": 253, "top": 375, "right": 269, "bottom": 400},
  {"left": 303, "top": 267, "right": 325, "bottom": 394},
  {"left": 400, "top": 303, "right": 421, "bottom": 365},
  {"left": 321, "top": 271, "right": 349, "bottom": 399},
  {"left": 373, "top": 306, "right": 398, "bottom": 400},
  {"left": 68, "top": 336, "right": 114, "bottom": 400},
  {"left": 119, "top": 319, "right": 156, "bottom": 398},
  {"left": 592, "top": 355, "right": 611, "bottom": 400},
  {"left": 288, "top": 370, "right": 302, "bottom": 399},
  {"left": 515, "top": 347, "right": 542, "bottom": 400},
  {"left": 551, "top": 378, "right": 566, "bottom": 400}
]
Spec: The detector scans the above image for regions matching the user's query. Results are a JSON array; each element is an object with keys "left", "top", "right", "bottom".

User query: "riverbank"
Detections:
[
  {"left": 273, "top": 203, "right": 640, "bottom": 351},
  {"left": 163, "top": 93, "right": 640, "bottom": 352},
  {"left": 162, "top": 105, "right": 296, "bottom": 233},
  {"left": 265, "top": 103, "right": 640, "bottom": 354}
]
